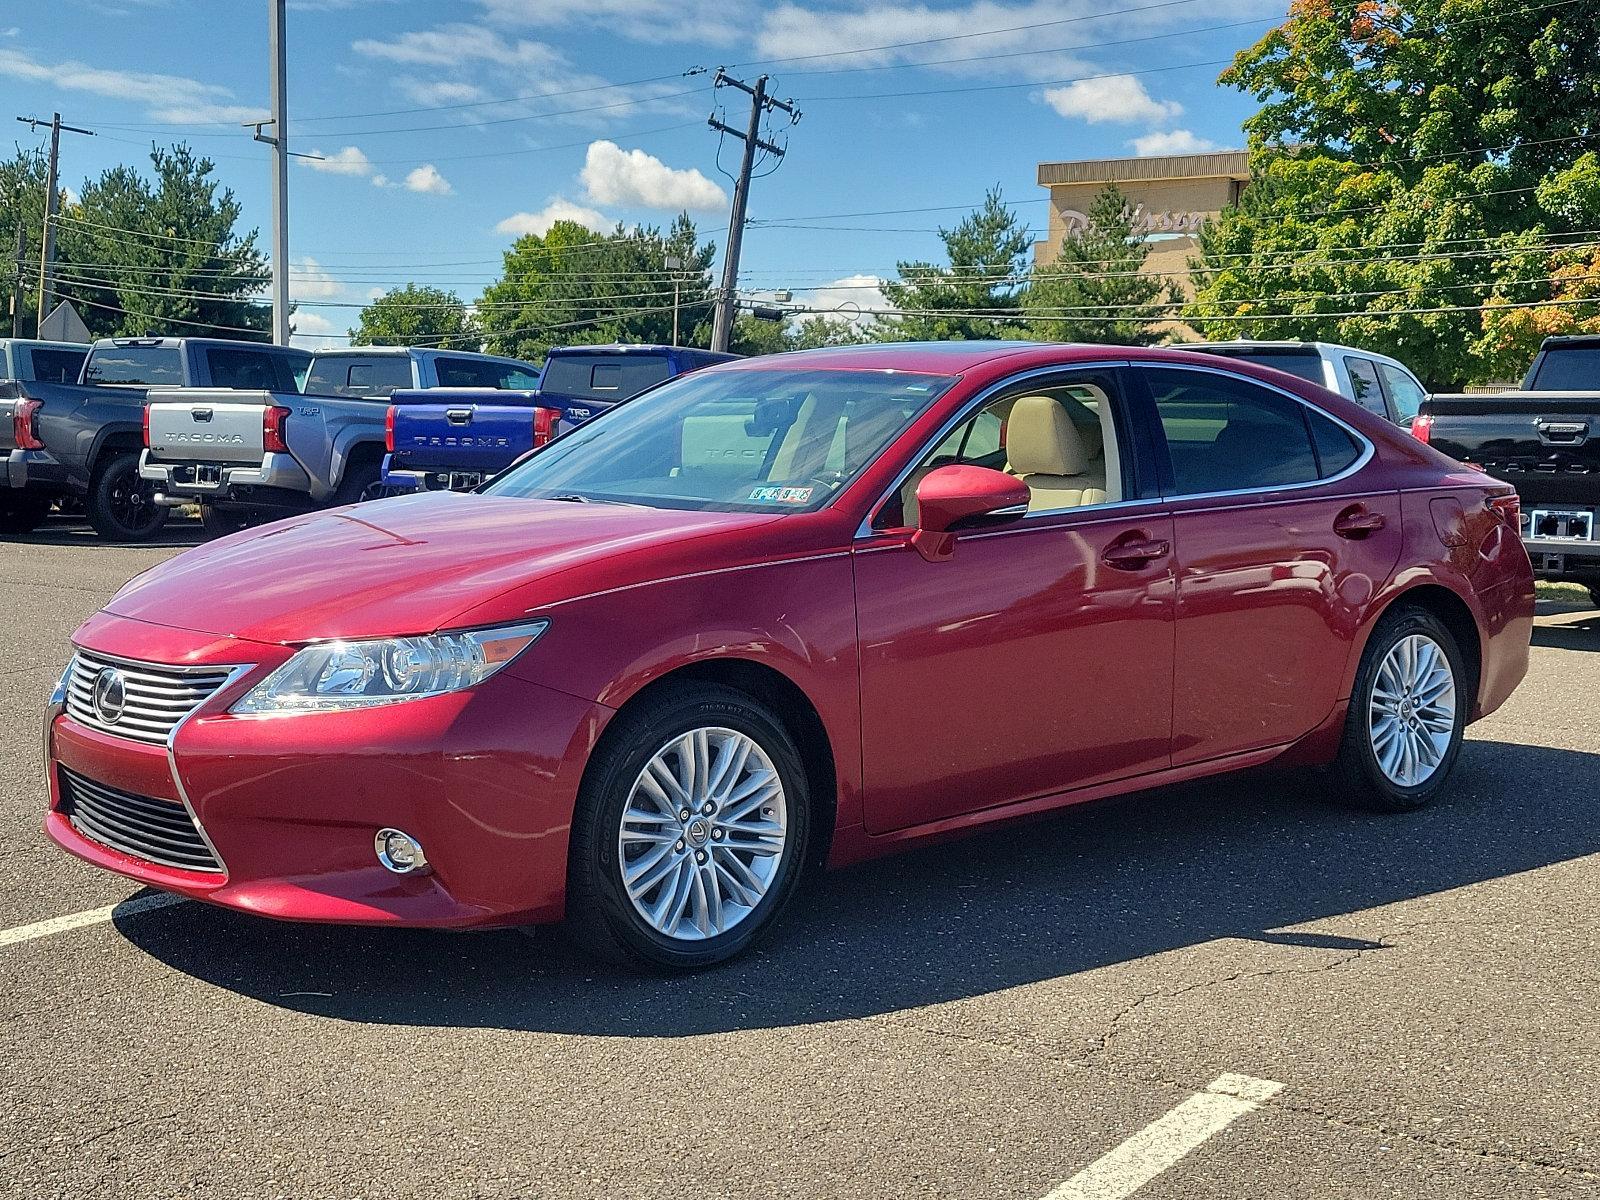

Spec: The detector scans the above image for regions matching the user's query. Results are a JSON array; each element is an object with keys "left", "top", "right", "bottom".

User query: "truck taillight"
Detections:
[
  {"left": 13, "top": 398, "right": 45, "bottom": 450},
  {"left": 1410, "top": 413, "right": 1433, "bottom": 443},
  {"left": 263, "top": 405, "right": 291, "bottom": 454},
  {"left": 384, "top": 404, "right": 397, "bottom": 453},
  {"left": 141, "top": 402, "right": 150, "bottom": 448},
  {"left": 1488, "top": 493, "right": 1521, "bottom": 527},
  {"left": 532, "top": 406, "right": 557, "bottom": 447}
]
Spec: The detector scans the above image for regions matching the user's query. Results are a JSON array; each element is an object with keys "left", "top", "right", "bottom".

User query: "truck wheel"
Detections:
[
  {"left": 199, "top": 503, "right": 250, "bottom": 538},
  {"left": 0, "top": 492, "right": 53, "bottom": 536},
  {"left": 332, "top": 458, "right": 383, "bottom": 505},
  {"left": 86, "top": 453, "right": 168, "bottom": 542}
]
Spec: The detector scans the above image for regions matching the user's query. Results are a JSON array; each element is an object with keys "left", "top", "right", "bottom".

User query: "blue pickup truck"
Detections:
[{"left": 382, "top": 344, "right": 738, "bottom": 492}]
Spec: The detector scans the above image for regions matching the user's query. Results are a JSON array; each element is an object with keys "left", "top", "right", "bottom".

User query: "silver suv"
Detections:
[{"left": 1182, "top": 340, "right": 1428, "bottom": 426}]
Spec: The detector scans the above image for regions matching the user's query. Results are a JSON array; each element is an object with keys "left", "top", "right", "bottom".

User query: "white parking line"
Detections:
[
  {"left": 1041, "top": 1073, "right": 1286, "bottom": 1200},
  {"left": 0, "top": 893, "right": 184, "bottom": 948}
]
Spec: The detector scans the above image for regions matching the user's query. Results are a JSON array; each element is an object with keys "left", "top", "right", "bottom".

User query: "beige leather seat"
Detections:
[{"left": 1005, "top": 394, "right": 1107, "bottom": 510}]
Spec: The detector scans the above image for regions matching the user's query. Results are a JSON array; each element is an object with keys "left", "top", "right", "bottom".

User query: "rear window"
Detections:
[
  {"left": 28, "top": 347, "right": 86, "bottom": 384},
  {"left": 1530, "top": 347, "right": 1600, "bottom": 391},
  {"left": 1189, "top": 348, "right": 1328, "bottom": 386},
  {"left": 82, "top": 345, "right": 183, "bottom": 386},
  {"left": 206, "top": 347, "right": 288, "bottom": 391},
  {"left": 304, "top": 355, "right": 414, "bottom": 398},
  {"left": 541, "top": 354, "right": 673, "bottom": 401},
  {"left": 433, "top": 357, "right": 540, "bottom": 389}
]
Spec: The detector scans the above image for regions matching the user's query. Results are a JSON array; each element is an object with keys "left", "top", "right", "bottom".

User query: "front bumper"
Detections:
[
  {"left": 139, "top": 450, "right": 312, "bottom": 502},
  {"left": 5, "top": 448, "right": 67, "bottom": 491},
  {"left": 44, "top": 613, "right": 612, "bottom": 928}
]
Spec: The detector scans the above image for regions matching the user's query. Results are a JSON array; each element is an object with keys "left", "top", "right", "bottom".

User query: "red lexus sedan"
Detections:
[{"left": 44, "top": 343, "right": 1534, "bottom": 968}]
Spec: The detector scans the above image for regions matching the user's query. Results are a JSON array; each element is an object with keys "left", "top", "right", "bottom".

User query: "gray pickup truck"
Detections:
[
  {"left": 0, "top": 339, "right": 89, "bottom": 533},
  {"left": 3, "top": 336, "right": 309, "bottom": 539},
  {"left": 140, "top": 345, "right": 540, "bottom": 533}
]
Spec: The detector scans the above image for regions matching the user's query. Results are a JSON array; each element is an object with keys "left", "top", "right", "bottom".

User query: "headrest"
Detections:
[{"left": 1007, "top": 394, "right": 1089, "bottom": 477}]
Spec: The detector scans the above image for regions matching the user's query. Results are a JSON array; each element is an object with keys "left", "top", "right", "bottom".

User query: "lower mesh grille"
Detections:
[{"left": 59, "top": 767, "right": 222, "bottom": 874}]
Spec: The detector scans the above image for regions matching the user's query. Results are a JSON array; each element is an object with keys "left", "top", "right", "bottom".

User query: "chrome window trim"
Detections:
[
  {"left": 855, "top": 360, "right": 1132, "bottom": 539},
  {"left": 1138, "top": 361, "right": 1377, "bottom": 504}
]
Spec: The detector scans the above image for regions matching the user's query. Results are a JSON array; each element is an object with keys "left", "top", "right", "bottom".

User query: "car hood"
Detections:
[{"left": 104, "top": 492, "right": 785, "bottom": 644}]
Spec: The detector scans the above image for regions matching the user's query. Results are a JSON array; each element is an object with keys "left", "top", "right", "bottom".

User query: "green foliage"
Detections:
[
  {"left": 789, "top": 315, "right": 871, "bottom": 349},
  {"left": 51, "top": 145, "right": 269, "bottom": 339},
  {"left": 352, "top": 284, "right": 478, "bottom": 350},
  {"left": 878, "top": 188, "right": 1031, "bottom": 341},
  {"left": 1187, "top": 0, "right": 1600, "bottom": 388},
  {"left": 0, "top": 146, "right": 51, "bottom": 336},
  {"left": 476, "top": 214, "right": 714, "bottom": 361},
  {"left": 1024, "top": 185, "right": 1175, "bottom": 344},
  {"left": 730, "top": 312, "right": 790, "bottom": 356}
]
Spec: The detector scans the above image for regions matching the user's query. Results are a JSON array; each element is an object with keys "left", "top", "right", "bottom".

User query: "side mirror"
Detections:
[{"left": 911, "top": 464, "right": 1029, "bottom": 562}]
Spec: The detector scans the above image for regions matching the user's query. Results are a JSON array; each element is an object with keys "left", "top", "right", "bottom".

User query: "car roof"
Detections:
[{"left": 718, "top": 341, "right": 1065, "bottom": 374}]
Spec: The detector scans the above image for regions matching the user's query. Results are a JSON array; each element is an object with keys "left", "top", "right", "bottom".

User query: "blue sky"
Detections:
[{"left": 1, "top": 0, "right": 1284, "bottom": 345}]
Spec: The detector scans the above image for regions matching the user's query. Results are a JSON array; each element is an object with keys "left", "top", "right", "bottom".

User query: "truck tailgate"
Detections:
[
  {"left": 1424, "top": 391, "right": 1600, "bottom": 507},
  {"left": 389, "top": 403, "right": 545, "bottom": 478},
  {"left": 146, "top": 389, "right": 273, "bottom": 463}
]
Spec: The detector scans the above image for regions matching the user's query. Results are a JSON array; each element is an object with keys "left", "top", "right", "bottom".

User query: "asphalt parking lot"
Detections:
[{"left": 1, "top": 518, "right": 1596, "bottom": 1200}]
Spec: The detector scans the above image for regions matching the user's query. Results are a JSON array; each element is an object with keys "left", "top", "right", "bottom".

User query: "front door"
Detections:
[{"left": 853, "top": 369, "right": 1175, "bottom": 835}]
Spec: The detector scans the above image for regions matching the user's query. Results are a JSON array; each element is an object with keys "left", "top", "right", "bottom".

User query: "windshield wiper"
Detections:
[{"left": 546, "top": 493, "right": 639, "bottom": 507}]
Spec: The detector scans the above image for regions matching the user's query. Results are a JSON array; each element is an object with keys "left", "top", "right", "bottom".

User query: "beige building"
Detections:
[{"left": 1034, "top": 150, "right": 1249, "bottom": 299}]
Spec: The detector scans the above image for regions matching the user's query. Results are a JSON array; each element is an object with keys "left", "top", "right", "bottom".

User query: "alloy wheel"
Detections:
[
  {"left": 1368, "top": 633, "right": 1457, "bottom": 787},
  {"left": 617, "top": 726, "right": 788, "bottom": 941}
]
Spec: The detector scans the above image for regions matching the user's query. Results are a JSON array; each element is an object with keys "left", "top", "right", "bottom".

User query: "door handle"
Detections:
[
  {"left": 1334, "top": 505, "right": 1386, "bottom": 538},
  {"left": 1101, "top": 534, "right": 1170, "bottom": 570}
]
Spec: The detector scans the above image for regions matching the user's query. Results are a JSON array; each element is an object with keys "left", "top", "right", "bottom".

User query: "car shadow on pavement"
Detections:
[
  {"left": 12, "top": 517, "right": 206, "bottom": 550},
  {"left": 1532, "top": 613, "right": 1600, "bottom": 652},
  {"left": 117, "top": 739, "right": 1600, "bottom": 1036}
]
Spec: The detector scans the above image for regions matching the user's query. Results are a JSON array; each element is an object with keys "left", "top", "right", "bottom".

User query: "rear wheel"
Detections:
[
  {"left": 198, "top": 503, "right": 250, "bottom": 538},
  {"left": 0, "top": 492, "right": 53, "bottom": 535},
  {"left": 565, "top": 682, "right": 811, "bottom": 970},
  {"left": 86, "top": 453, "right": 167, "bottom": 542},
  {"left": 332, "top": 457, "right": 383, "bottom": 505},
  {"left": 1331, "top": 606, "right": 1466, "bottom": 812}
]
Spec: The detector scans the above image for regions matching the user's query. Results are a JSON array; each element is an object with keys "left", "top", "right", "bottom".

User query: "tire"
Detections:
[
  {"left": 1330, "top": 606, "right": 1468, "bottom": 812},
  {"left": 0, "top": 492, "right": 53, "bottom": 535},
  {"left": 564, "top": 681, "right": 812, "bottom": 970},
  {"left": 332, "top": 457, "right": 383, "bottom": 505},
  {"left": 199, "top": 503, "right": 250, "bottom": 538},
  {"left": 86, "top": 453, "right": 168, "bottom": 542}
]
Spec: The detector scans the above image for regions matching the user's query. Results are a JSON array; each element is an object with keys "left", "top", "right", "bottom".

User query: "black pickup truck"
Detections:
[
  {"left": 1, "top": 336, "right": 309, "bottom": 539},
  {"left": 1418, "top": 335, "right": 1600, "bottom": 603}
]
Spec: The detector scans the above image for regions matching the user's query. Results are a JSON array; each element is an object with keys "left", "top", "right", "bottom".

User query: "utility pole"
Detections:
[
  {"left": 248, "top": 0, "right": 291, "bottom": 345},
  {"left": 14, "top": 113, "right": 95, "bottom": 329},
  {"left": 708, "top": 71, "right": 798, "bottom": 353},
  {"left": 664, "top": 254, "right": 682, "bottom": 347}
]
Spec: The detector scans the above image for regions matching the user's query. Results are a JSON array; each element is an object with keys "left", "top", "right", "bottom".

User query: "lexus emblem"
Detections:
[{"left": 92, "top": 667, "right": 127, "bottom": 725}]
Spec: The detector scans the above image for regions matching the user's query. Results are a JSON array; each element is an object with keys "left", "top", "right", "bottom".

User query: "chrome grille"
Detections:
[
  {"left": 64, "top": 651, "right": 233, "bottom": 745},
  {"left": 58, "top": 767, "right": 222, "bottom": 873}
]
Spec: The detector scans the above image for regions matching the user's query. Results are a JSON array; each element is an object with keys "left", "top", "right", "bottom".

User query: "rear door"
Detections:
[{"left": 1141, "top": 364, "right": 1402, "bottom": 764}]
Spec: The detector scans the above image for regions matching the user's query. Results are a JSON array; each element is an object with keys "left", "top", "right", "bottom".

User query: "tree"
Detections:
[
  {"left": 477, "top": 214, "right": 714, "bottom": 361},
  {"left": 352, "top": 284, "right": 479, "bottom": 350},
  {"left": 1186, "top": 0, "right": 1600, "bottom": 388},
  {"left": 0, "top": 146, "right": 52, "bottom": 336},
  {"left": 878, "top": 188, "right": 1031, "bottom": 341},
  {"left": 790, "top": 315, "right": 871, "bottom": 349},
  {"left": 730, "top": 312, "right": 790, "bottom": 356},
  {"left": 1478, "top": 242, "right": 1600, "bottom": 381},
  {"left": 1024, "top": 185, "right": 1175, "bottom": 344},
  {"left": 51, "top": 145, "right": 269, "bottom": 339}
]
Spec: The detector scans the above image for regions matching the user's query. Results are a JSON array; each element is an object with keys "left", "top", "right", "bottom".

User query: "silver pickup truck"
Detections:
[{"left": 140, "top": 346, "right": 539, "bottom": 533}]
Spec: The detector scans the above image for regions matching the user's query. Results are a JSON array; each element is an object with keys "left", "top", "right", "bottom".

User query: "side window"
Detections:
[
  {"left": 434, "top": 357, "right": 509, "bottom": 388},
  {"left": 1306, "top": 408, "right": 1363, "bottom": 477},
  {"left": 502, "top": 366, "right": 540, "bottom": 389},
  {"left": 1376, "top": 362, "right": 1426, "bottom": 423},
  {"left": 28, "top": 348, "right": 86, "bottom": 383},
  {"left": 206, "top": 348, "right": 281, "bottom": 390},
  {"left": 1342, "top": 357, "right": 1388, "bottom": 417},
  {"left": 878, "top": 373, "right": 1124, "bottom": 527},
  {"left": 1147, "top": 368, "right": 1321, "bottom": 494}
]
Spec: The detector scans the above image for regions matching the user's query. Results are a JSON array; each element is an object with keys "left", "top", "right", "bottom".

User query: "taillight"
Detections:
[
  {"left": 532, "top": 406, "right": 557, "bottom": 447},
  {"left": 13, "top": 398, "right": 45, "bottom": 450},
  {"left": 384, "top": 404, "right": 397, "bottom": 453},
  {"left": 1487, "top": 493, "right": 1521, "bottom": 527},
  {"left": 141, "top": 403, "right": 151, "bottom": 448},
  {"left": 1410, "top": 413, "right": 1433, "bottom": 443},
  {"left": 263, "top": 405, "right": 291, "bottom": 454}
]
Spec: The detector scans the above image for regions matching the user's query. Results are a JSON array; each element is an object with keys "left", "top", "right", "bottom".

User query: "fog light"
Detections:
[{"left": 375, "top": 827, "right": 429, "bottom": 875}]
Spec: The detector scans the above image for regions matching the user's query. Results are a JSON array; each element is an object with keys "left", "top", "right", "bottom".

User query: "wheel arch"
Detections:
[
  {"left": 598, "top": 656, "right": 839, "bottom": 872},
  {"left": 1357, "top": 581, "right": 1484, "bottom": 712}
]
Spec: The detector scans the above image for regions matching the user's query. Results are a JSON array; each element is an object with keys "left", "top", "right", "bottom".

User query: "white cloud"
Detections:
[
  {"left": 496, "top": 199, "right": 611, "bottom": 237},
  {"left": 802, "top": 274, "right": 887, "bottom": 327},
  {"left": 395, "top": 79, "right": 488, "bottom": 106},
  {"left": 302, "top": 145, "right": 372, "bottom": 176},
  {"left": 579, "top": 141, "right": 725, "bottom": 211},
  {"left": 289, "top": 310, "right": 343, "bottom": 352},
  {"left": 473, "top": 0, "right": 749, "bottom": 45},
  {"left": 291, "top": 257, "right": 344, "bottom": 301},
  {"left": 0, "top": 48, "right": 265, "bottom": 124},
  {"left": 370, "top": 173, "right": 392, "bottom": 188},
  {"left": 1129, "top": 129, "right": 1223, "bottom": 156},
  {"left": 353, "top": 23, "right": 562, "bottom": 69},
  {"left": 1043, "top": 75, "right": 1181, "bottom": 125},
  {"left": 404, "top": 164, "right": 452, "bottom": 195}
]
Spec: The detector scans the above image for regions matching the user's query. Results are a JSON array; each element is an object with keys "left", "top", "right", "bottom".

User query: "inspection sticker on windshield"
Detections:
[{"left": 749, "top": 486, "right": 814, "bottom": 504}]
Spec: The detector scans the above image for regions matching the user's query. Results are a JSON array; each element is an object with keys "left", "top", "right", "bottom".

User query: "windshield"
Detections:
[
  {"left": 1531, "top": 347, "right": 1600, "bottom": 390},
  {"left": 82, "top": 345, "right": 183, "bottom": 386},
  {"left": 484, "top": 367, "right": 957, "bottom": 513}
]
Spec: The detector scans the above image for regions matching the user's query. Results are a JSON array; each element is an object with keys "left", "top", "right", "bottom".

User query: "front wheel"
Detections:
[
  {"left": 565, "top": 682, "right": 811, "bottom": 970},
  {"left": 86, "top": 453, "right": 167, "bottom": 542},
  {"left": 1331, "top": 607, "right": 1467, "bottom": 812}
]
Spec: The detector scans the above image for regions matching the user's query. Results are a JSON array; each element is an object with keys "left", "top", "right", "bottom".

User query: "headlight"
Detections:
[{"left": 231, "top": 620, "right": 548, "bottom": 714}]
